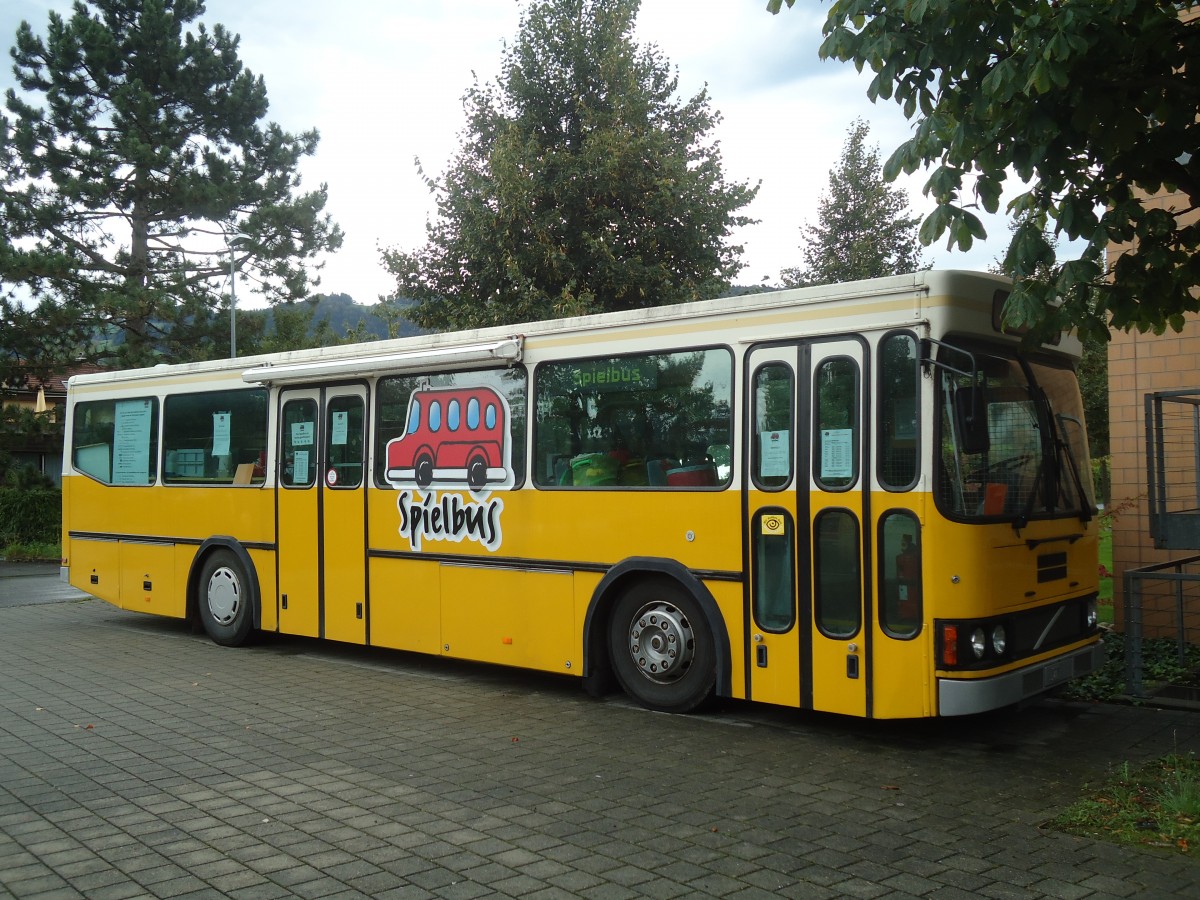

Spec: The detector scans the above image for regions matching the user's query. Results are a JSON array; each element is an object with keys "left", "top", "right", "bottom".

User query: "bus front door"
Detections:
[
  {"left": 745, "top": 339, "right": 870, "bottom": 716},
  {"left": 277, "top": 384, "right": 368, "bottom": 644}
]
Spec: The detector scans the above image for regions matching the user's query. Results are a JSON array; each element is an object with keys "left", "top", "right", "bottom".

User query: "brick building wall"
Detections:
[
  {"left": 1106, "top": 4, "right": 1200, "bottom": 636},
  {"left": 1107, "top": 318, "right": 1200, "bottom": 637}
]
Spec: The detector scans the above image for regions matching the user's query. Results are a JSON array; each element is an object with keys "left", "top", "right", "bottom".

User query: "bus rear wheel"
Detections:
[
  {"left": 608, "top": 579, "right": 715, "bottom": 713},
  {"left": 197, "top": 549, "right": 255, "bottom": 647}
]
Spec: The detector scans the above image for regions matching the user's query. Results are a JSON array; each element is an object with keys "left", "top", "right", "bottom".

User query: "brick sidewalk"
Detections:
[{"left": 2, "top": 596, "right": 1199, "bottom": 899}]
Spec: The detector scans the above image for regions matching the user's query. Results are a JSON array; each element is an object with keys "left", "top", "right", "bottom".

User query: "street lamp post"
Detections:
[
  {"left": 229, "top": 243, "right": 237, "bottom": 358},
  {"left": 225, "top": 231, "right": 249, "bottom": 359}
]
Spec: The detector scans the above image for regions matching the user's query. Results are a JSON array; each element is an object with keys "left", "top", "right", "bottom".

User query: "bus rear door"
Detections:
[{"left": 277, "top": 384, "right": 368, "bottom": 643}]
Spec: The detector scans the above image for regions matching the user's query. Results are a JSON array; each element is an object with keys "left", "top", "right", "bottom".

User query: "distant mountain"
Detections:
[{"left": 257, "top": 294, "right": 424, "bottom": 342}]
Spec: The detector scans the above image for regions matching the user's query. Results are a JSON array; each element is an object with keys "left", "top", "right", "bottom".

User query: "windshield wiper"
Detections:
[
  {"left": 1013, "top": 457, "right": 1045, "bottom": 531},
  {"left": 1055, "top": 413, "right": 1095, "bottom": 524}
]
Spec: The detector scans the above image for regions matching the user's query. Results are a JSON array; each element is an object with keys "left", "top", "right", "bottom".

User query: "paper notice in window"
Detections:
[
  {"left": 760, "top": 430, "right": 790, "bottom": 478},
  {"left": 821, "top": 428, "right": 854, "bottom": 480},
  {"left": 212, "top": 412, "right": 231, "bottom": 457},
  {"left": 112, "top": 399, "right": 152, "bottom": 484},
  {"left": 291, "top": 421, "right": 314, "bottom": 446},
  {"left": 332, "top": 410, "right": 348, "bottom": 446}
]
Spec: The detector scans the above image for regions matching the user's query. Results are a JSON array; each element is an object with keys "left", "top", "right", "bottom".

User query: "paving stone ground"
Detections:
[{"left": 1, "top": 570, "right": 1199, "bottom": 899}]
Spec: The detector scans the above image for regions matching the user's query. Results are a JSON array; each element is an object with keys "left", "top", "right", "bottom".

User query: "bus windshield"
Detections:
[{"left": 937, "top": 348, "right": 1096, "bottom": 524}]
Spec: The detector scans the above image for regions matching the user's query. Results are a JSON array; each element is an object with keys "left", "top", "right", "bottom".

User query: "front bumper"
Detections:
[{"left": 937, "top": 640, "right": 1105, "bottom": 716}]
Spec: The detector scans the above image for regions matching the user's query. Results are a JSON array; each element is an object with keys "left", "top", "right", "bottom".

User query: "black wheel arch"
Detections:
[
  {"left": 187, "top": 537, "right": 262, "bottom": 631},
  {"left": 582, "top": 557, "right": 732, "bottom": 698}
]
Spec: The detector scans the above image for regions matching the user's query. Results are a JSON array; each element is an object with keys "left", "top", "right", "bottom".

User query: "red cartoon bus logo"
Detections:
[{"left": 385, "top": 385, "right": 510, "bottom": 491}]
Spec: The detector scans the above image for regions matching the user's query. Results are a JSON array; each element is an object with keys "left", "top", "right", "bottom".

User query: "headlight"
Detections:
[
  {"left": 970, "top": 627, "right": 987, "bottom": 659},
  {"left": 991, "top": 624, "right": 1007, "bottom": 656},
  {"left": 1085, "top": 599, "right": 1098, "bottom": 629}
]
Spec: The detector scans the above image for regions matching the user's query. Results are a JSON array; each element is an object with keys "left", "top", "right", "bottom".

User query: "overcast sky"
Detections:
[{"left": 2, "top": 0, "right": 1044, "bottom": 308}]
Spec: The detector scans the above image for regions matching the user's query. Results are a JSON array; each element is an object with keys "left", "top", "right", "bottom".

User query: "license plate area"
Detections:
[{"left": 1042, "top": 659, "right": 1069, "bottom": 688}]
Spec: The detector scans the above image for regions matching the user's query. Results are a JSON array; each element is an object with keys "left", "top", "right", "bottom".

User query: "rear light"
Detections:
[{"left": 941, "top": 624, "right": 959, "bottom": 666}]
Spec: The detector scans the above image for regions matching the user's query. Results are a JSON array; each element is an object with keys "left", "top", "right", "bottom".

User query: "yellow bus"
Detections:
[{"left": 61, "top": 270, "right": 1104, "bottom": 718}]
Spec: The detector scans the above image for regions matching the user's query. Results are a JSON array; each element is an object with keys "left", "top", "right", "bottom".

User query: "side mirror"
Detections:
[{"left": 953, "top": 386, "right": 990, "bottom": 455}]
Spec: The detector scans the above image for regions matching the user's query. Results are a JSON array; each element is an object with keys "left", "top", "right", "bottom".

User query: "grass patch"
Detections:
[
  {"left": 1049, "top": 753, "right": 1200, "bottom": 855},
  {"left": 0, "top": 540, "right": 61, "bottom": 562}
]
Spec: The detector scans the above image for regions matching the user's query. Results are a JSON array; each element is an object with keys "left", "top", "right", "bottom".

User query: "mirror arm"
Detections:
[{"left": 921, "top": 337, "right": 984, "bottom": 422}]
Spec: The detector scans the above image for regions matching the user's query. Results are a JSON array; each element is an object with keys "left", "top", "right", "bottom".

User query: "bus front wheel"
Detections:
[
  {"left": 608, "top": 579, "right": 715, "bottom": 713},
  {"left": 197, "top": 549, "right": 255, "bottom": 647}
]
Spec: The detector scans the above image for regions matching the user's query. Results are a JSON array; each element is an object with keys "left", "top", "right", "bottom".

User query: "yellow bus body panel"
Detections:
[
  {"left": 321, "top": 488, "right": 366, "bottom": 644},
  {"left": 441, "top": 565, "right": 575, "bottom": 671},
  {"left": 276, "top": 483, "right": 319, "bottom": 638},
  {"left": 366, "top": 488, "right": 743, "bottom": 679},
  {"left": 118, "top": 541, "right": 178, "bottom": 617},
  {"left": 369, "top": 557, "right": 442, "bottom": 655},
  {"left": 63, "top": 474, "right": 277, "bottom": 622}
]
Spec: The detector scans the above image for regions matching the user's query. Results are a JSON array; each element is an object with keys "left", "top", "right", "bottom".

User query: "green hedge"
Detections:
[{"left": 0, "top": 488, "right": 61, "bottom": 545}]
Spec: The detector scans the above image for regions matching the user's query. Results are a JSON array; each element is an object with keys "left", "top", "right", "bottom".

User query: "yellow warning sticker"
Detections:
[{"left": 761, "top": 514, "right": 786, "bottom": 536}]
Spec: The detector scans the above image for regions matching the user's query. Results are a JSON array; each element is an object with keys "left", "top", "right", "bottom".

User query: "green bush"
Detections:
[
  {"left": 0, "top": 487, "right": 61, "bottom": 546},
  {"left": 1057, "top": 631, "right": 1200, "bottom": 702}
]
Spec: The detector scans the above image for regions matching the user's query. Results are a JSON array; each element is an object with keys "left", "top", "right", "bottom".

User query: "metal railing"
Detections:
[
  {"left": 1123, "top": 554, "right": 1200, "bottom": 698},
  {"left": 1146, "top": 390, "right": 1200, "bottom": 549}
]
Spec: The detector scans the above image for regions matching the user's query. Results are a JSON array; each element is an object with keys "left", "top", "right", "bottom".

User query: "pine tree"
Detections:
[
  {"left": 382, "top": 0, "right": 758, "bottom": 331},
  {"left": 781, "top": 119, "right": 926, "bottom": 288},
  {"left": 0, "top": 0, "right": 342, "bottom": 376}
]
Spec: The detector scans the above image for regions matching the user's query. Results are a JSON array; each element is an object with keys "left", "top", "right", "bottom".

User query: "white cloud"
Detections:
[{"left": 2, "top": 0, "right": 1059, "bottom": 308}]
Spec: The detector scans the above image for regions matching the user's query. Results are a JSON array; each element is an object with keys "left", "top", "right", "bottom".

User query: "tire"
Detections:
[
  {"left": 196, "top": 549, "right": 256, "bottom": 647},
  {"left": 467, "top": 456, "right": 488, "bottom": 490},
  {"left": 608, "top": 578, "right": 716, "bottom": 713},
  {"left": 415, "top": 454, "right": 434, "bottom": 488}
]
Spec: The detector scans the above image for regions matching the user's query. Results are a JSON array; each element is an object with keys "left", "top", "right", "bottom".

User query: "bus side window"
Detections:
[
  {"left": 878, "top": 333, "right": 919, "bottom": 491},
  {"left": 879, "top": 510, "right": 922, "bottom": 637},
  {"left": 375, "top": 368, "right": 527, "bottom": 489},
  {"left": 326, "top": 396, "right": 364, "bottom": 489},
  {"left": 71, "top": 397, "right": 159, "bottom": 485},
  {"left": 752, "top": 363, "right": 793, "bottom": 490},
  {"left": 533, "top": 349, "right": 733, "bottom": 489},
  {"left": 281, "top": 399, "right": 317, "bottom": 488},
  {"left": 163, "top": 389, "right": 268, "bottom": 485},
  {"left": 814, "top": 508, "right": 862, "bottom": 638},
  {"left": 814, "top": 356, "right": 859, "bottom": 491}
]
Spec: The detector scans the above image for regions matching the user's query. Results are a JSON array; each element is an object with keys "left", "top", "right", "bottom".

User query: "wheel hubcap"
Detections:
[
  {"left": 627, "top": 600, "right": 695, "bottom": 684},
  {"left": 207, "top": 567, "right": 241, "bottom": 626}
]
